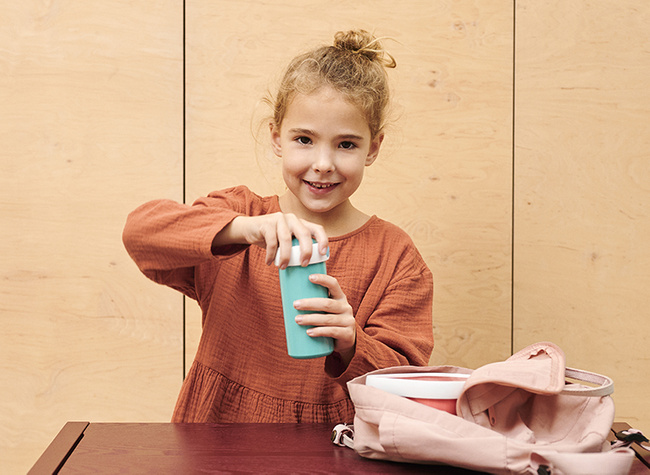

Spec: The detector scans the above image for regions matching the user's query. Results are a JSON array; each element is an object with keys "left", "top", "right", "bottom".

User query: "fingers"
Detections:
[
  {"left": 307, "top": 274, "right": 340, "bottom": 298},
  {"left": 290, "top": 219, "right": 315, "bottom": 267},
  {"left": 261, "top": 222, "right": 278, "bottom": 266},
  {"left": 293, "top": 274, "right": 356, "bottom": 352},
  {"left": 296, "top": 309, "right": 356, "bottom": 354},
  {"left": 269, "top": 213, "right": 328, "bottom": 268},
  {"left": 230, "top": 213, "right": 328, "bottom": 267},
  {"left": 308, "top": 225, "right": 329, "bottom": 258},
  {"left": 274, "top": 214, "right": 293, "bottom": 267}
]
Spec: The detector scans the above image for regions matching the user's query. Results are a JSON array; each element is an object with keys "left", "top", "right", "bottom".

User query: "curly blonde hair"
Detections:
[{"left": 270, "top": 30, "right": 396, "bottom": 138}]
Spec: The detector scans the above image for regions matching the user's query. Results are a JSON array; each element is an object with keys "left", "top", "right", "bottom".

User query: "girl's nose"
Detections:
[{"left": 313, "top": 147, "right": 335, "bottom": 173}]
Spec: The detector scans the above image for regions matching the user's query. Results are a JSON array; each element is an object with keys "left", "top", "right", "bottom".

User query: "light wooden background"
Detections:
[
  {"left": 514, "top": 0, "right": 650, "bottom": 431},
  {"left": 1, "top": 1, "right": 648, "bottom": 473}
]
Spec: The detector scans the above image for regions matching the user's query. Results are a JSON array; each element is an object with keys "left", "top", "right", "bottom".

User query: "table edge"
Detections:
[{"left": 28, "top": 421, "right": 89, "bottom": 475}]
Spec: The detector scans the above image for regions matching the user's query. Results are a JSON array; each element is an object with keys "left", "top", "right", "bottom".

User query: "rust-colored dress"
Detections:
[{"left": 123, "top": 186, "right": 433, "bottom": 423}]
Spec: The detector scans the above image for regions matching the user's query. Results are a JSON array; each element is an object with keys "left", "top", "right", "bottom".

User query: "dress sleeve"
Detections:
[
  {"left": 122, "top": 187, "right": 251, "bottom": 299},
  {"left": 325, "top": 246, "right": 434, "bottom": 385}
]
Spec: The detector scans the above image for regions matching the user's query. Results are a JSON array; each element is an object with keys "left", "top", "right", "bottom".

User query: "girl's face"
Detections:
[{"left": 271, "top": 86, "right": 383, "bottom": 226}]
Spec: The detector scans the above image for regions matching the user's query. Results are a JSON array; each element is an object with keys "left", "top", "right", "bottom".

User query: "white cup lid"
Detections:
[
  {"left": 274, "top": 241, "right": 329, "bottom": 267},
  {"left": 365, "top": 372, "right": 469, "bottom": 399}
]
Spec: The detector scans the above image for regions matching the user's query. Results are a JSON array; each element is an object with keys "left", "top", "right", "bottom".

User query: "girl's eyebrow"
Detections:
[
  {"left": 288, "top": 128, "right": 316, "bottom": 136},
  {"left": 338, "top": 134, "right": 365, "bottom": 141}
]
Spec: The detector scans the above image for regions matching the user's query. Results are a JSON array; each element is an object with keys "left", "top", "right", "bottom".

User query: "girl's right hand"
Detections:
[{"left": 221, "top": 213, "right": 328, "bottom": 269}]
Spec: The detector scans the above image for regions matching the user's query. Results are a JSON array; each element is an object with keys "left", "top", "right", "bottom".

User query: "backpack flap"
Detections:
[{"left": 457, "top": 342, "right": 616, "bottom": 451}]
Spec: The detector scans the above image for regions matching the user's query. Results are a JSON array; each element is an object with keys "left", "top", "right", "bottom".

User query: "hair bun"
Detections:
[{"left": 333, "top": 30, "right": 396, "bottom": 68}]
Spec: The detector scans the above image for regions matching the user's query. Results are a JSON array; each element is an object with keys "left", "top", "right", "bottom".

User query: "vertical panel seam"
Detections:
[
  {"left": 510, "top": 0, "right": 516, "bottom": 356},
  {"left": 182, "top": 0, "right": 187, "bottom": 379}
]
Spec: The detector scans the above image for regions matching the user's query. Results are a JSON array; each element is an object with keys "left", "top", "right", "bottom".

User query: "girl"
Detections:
[{"left": 123, "top": 30, "right": 433, "bottom": 423}]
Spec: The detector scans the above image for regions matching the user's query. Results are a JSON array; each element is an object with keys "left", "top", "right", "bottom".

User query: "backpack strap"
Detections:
[
  {"left": 562, "top": 367, "right": 614, "bottom": 397},
  {"left": 331, "top": 424, "right": 354, "bottom": 449}
]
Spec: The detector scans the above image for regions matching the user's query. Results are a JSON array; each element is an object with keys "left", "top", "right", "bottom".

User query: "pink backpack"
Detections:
[{"left": 340, "top": 342, "right": 635, "bottom": 474}]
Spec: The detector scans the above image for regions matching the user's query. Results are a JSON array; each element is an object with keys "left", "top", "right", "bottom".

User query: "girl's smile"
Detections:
[
  {"left": 304, "top": 180, "right": 339, "bottom": 192},
  {"left": 271, "top": 86, "right": 383, "bottom": 233}
]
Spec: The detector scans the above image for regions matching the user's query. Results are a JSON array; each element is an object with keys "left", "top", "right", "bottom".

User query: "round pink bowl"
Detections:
[{"left": 365, "top": 372, "right": 470, "bottom": 415}]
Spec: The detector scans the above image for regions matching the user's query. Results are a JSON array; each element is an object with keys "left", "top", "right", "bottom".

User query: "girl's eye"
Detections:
[
  {"left": 296, "top": 136, "right": 311, "bottom": 145},
  {"left": 339, "top": 141, "right": 356, "bottom": 150}
]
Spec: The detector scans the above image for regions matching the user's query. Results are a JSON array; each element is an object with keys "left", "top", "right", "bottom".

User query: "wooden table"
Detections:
[
  {"left": 29, "top": 422, "right": 649, "bottom": 474},
  {"left": 28, "top": 422, "right": 481, "bottom": 474}
]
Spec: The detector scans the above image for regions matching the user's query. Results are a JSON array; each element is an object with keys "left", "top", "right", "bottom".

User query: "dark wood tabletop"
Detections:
[
  {"left": 28, "top": 421, "right": 649, "bottom": 474},
  {"left": 28, "top": 422, "right": 482, "bottom": 474}
]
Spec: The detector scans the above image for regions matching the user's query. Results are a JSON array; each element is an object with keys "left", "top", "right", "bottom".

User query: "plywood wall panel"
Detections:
[
  {"left": 6, "top": 0, "right": 645, "bottom": 471},
  {"left": 184, "top": 0, "right": 514, "bottom": 371},
  {"left": 0, "top": 2, "right": 183, "bottom": 472},
  {"left": 514, "top": 0, "right": 650, "bottom": 430}
]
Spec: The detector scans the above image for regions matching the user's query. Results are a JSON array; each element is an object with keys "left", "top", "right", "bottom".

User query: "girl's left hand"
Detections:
[{"left": 293, "top": 273, "right": 356, "bottom": 364}]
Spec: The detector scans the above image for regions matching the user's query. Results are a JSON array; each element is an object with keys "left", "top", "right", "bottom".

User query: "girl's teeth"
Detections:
[{"left": 309, "top": 182, "right": 334, "bottom": 189}]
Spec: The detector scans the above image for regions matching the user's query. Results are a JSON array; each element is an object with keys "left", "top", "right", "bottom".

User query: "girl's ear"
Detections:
[
  {"left": 365, "top": 132, "right": 384, "bottom": 166},
  {"left": 270, "top": 122, "right": 282, "bottom": 157}
]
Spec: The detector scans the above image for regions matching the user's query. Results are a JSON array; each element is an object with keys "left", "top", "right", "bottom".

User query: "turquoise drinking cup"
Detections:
[{"left": 276, "top": 239, "right": 334, "bottom": 359}]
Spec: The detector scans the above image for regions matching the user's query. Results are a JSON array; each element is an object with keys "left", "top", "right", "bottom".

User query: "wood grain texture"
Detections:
[
  {"left": 0, "top": 2, "right": 184, "bottom": 473},
  {"left": 54, "top": 423, "right": 479, "bottom": 473},
  {"left": 184, "top": 0, "right": 514, "bottom": 371},
  {"left": 4, "top": 2, "right": 648, "bottom": 473},
  {"left": 514, "top": 0, "right": 650, "bottom": 431}
]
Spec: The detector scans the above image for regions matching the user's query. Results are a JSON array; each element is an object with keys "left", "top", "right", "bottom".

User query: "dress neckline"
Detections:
[{"left": 269, "top": 195, "right": 379, "bottom": 241}]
